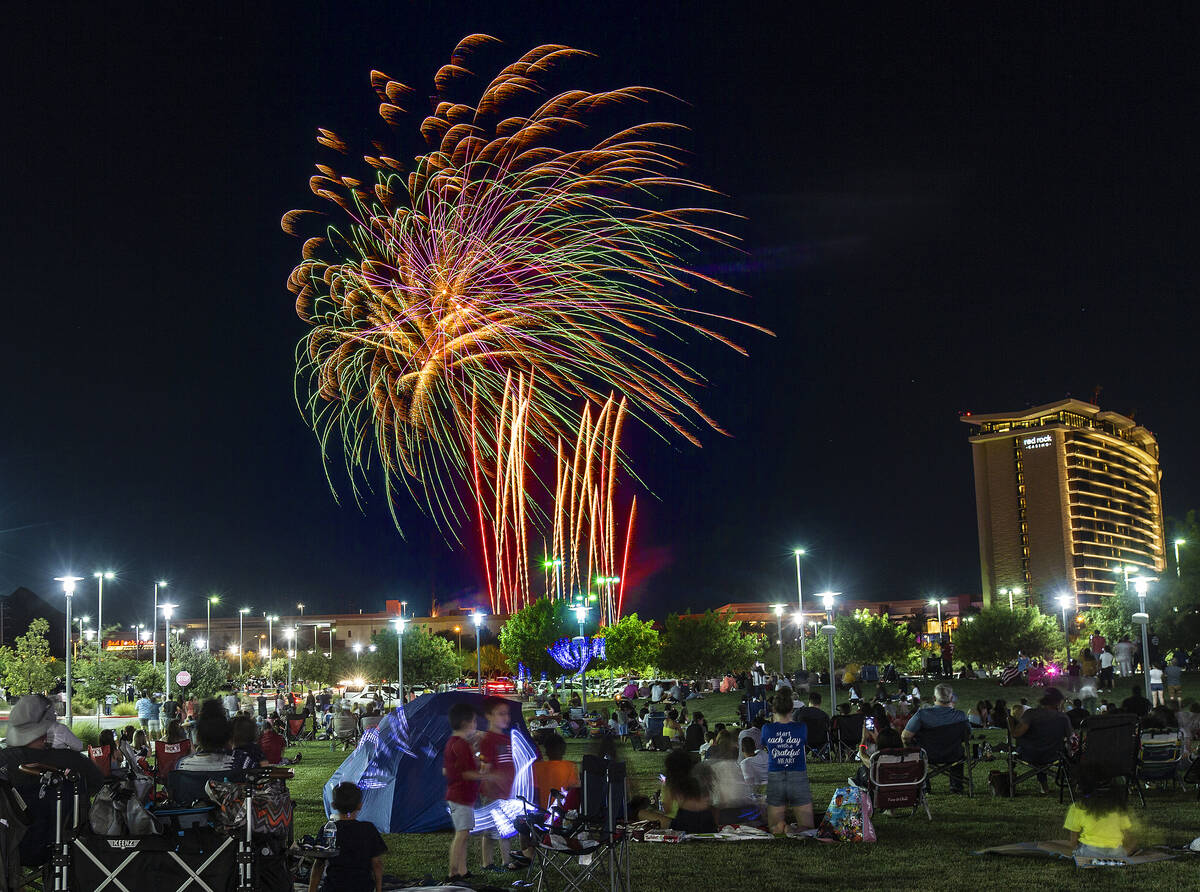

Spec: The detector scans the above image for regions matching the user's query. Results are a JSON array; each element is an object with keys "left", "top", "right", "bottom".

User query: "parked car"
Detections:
[{"left": 344, "top": 684, "right": 400, "bottom": 708}]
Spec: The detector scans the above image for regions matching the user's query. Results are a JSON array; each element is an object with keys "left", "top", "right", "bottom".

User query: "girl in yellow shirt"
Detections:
[{"left": 1063, "top": 767, "right": 1135, "bottom": 859}]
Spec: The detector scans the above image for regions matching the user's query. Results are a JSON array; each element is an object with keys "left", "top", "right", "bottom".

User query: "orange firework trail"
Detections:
[{"left": 284, "top": 34, "right": 768, "bottom": 535}]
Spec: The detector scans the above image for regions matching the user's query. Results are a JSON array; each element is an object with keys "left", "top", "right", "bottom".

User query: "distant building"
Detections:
[{"left": 963, "top": 398, "right": 1165, "bottom": 608}]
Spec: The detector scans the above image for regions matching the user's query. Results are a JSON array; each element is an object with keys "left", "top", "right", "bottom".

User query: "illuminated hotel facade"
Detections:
[{"left": 963, "top": 399, "right": 1165, "bottom": 608}]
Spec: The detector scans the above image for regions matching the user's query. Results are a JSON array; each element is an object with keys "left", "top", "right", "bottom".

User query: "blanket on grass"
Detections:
[{"left": 976, "top": 840, "right": 1177, "bottom": 868}]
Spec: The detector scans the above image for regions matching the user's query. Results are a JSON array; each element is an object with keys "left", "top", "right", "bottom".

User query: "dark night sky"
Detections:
[{"left": 3, "top": 3, "right": 1197, "bottom": 625}]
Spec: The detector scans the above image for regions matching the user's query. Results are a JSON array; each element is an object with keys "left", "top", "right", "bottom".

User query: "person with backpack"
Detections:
[{"left": 761, "top": 688, "right": 813, "bottom": 834}]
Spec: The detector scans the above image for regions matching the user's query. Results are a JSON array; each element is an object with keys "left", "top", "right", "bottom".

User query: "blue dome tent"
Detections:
[{"left": 323, "top": 692, "right": 536, "bottom": 834}]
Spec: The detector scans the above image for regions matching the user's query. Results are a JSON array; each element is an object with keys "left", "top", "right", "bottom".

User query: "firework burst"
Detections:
[{"left": 285, "top": 34, "right": 767, "bottom": 531}]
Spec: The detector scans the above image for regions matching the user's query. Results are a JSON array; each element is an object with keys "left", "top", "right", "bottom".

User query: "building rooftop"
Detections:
[{"left": 961, "top": 398, "right": 1157, "bottom": 453}]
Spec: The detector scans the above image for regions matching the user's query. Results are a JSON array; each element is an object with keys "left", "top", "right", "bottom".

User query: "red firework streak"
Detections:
[{"left": 472, "top": 374, "right": 634, "bottom": 623}]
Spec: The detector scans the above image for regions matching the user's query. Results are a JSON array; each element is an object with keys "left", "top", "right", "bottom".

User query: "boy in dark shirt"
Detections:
[
  {"left": 444, "top": 701, "right": 483, "bottom": 882},
  {"left": 308, "top": 782, "right": 386, "bottom": 892}
]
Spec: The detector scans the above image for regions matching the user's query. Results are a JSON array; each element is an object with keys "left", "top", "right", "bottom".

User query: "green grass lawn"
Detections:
[{"left": 285, "top": 681, "right": 1200, "bottom": 890}]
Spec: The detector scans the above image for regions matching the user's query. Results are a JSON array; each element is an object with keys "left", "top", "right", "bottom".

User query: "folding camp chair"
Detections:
[
  {"left": 526, "top": 756, "right": 629, "bottom": 892},
  {"left": 1136, "top": 729, "right": 1184, "bottom": 799},
  {"left": 830, "top": 714, "right": 865, "bottom": 761},
  {"left": 1059, "top": 713, "right": 1139, "bottom": 804},
  {"left": 799, "top": 711, "right": 831, "bottom": 763},
  {"left": 154, "top": 740, "right": 191, "bottom": 788},
  {"left": 1184, "top": 756, "right": 1200, "bottom": 799},
  {"left": 642, "top": 713, "right": 666, "bottom": 750},
  {"left": 868, "top": 748, "right": 930, "bottom": 820},
  {"left": 915, "top": 721, "right": 973, "bottom": 796},
  {"left": 1005, "top": 725, "right": 1066, "bottom": 798},
  {"left": 285, "top": 716, "right": 314, "bottom": 743},
  {"left": 87, "top": 745, "right": 112, "bottom": 779}
]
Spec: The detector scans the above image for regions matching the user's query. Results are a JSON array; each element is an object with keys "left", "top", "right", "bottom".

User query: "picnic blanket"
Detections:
[{"left": 976, "top": 840, "right": 1177, "bottom": 868}]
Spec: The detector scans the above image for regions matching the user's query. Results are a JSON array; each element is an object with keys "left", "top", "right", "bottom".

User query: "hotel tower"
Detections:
[{"left": 963, "top": 398, "right": 1165, "bottom": 608}]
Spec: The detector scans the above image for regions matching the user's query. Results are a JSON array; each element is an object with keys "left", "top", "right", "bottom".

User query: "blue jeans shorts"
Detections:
[{"left": 766, "top": 770, "right": 811, "bottom": 807}]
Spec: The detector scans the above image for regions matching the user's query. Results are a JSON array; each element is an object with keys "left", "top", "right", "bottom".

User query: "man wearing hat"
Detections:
[{"left": 0, "top": 696, "right": 102, "bottom": 792}]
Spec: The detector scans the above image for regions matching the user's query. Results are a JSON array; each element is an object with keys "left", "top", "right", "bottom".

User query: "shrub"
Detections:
[
  {"left": 113, "top": 702, "right": 137, "bottom": 716},
  {"left": 71, "top": 722, "right": 101, "bottom": 747}
]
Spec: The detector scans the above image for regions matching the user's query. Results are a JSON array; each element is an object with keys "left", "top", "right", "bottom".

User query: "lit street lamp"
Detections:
[
  {"left": 998, "top": 585, "right": 1023, "bottom": 610},
  {"left": 56, "top": 576, "right": 83, "bottom": 726},
  {"left": 574, "top": 605, "right": 589, "bottom": 710},
  {"left": 153, "top": 580, "right": 167, "bottom": 669},
  {"left": 928, "top": 598, "right": 948, "bottom": 643},
  {"left": 472, "top": 612, "right": 484, "bottom": 693},
  {"left": 296, "top": 602, "right": 305, "bottom": 618},
  {"left": 772, "top": 604, "right": 785, "bottom": 674},
  {"left": 130, "top": 623, "right": 145, "bottom": 660},
  {"left": 77, "top": 615, "right": 90, "bottom": 662},
  {"left": 1175, "top": 539, "right": 1187, "bottom": 577},
  {"left": 793, "top": 548, "right": 807, "bottom": 670},
  {"left": 820, "top": 591, "right": 837, "bottom": 713},
  {"left": 353, "top": 642, "right": 363, "bottom": 661},
  {"left": 1132, "top": 577, "right": 1157, "bottom": 700},
  {"left": 284, "top": 627, "right": 295, "bottom": 692},
  {"left": 454, "top": 625, "right": 462, "bottom": 656},
  {"left": 1055, "top": 594, "right": 1074, "bottom": 664},
  {"left": 160, "top": 603, "right": 176, "bottom": 703},
  {"left": 206, "top": 596, "right": 220, "bottom": 653},
  {"left": 266, "top": 614, "right": 278, "bottom": 684},
  {"left": 392, "top": 616, "right": 407, "bottom": 707},
  {"left": 238, "top": 607, "right": 250, "bottom": 676}
]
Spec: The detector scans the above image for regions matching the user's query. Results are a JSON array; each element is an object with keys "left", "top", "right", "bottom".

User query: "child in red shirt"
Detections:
[
  {"left": 443, "top": 702, "right": 483, "bottom": 883},
  {"left": 478, "top": 697, "right": 518, "bottom": 872}
]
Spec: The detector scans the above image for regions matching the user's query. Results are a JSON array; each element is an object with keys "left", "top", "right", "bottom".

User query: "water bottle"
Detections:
[{"left": 322, "top": 818, "right": 338, "bottom": 850}]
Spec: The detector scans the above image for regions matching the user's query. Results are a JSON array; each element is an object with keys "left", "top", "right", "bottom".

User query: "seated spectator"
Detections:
[
  {"left": 990, "top": 700, "right": 1009, "bottom": 729},
  {"left": 663, "top": 710, "right": 683, "bottom": 743},
  {"left": 968, "top": 701, "right": 990, "bottom": 728},
  {"left": 532, "top": 733, "right": 579, "bottom": 810},
  {"left": 739, "top": 736, "right": 767, "bottom": 794},
  {"left": 0, "top": 697, "right": 105, "bottom": 869},
  {"left": 169, "top": 699, "right": 254, "bottom": 804},
  {"left": 684, "top": 712, "right": 707, "bottom": 752},
  {"left": 1066, "top": 699, "right": 1089, "bottom": 729},
  {"left": 668, "top": 680, "right": 683, "bottom": 702},
  {"left": 662, "top": 750, "right": 716, "bottom": 833},
  {"left": 1120, "top": 684, "right": 1151, "bottom": 718},
  {"left": 232, "top": 715, "right": 269, "bottom": 767},
  {"left": 795, "top": 692, "right": 830, "bottom": 751},
  {"left": 703, "top": 731, "right": 753, "bottom": 824},
  {"left": 1142, "top": 705, "right": 1179, "bottom": 732},
  {"left": 902, "top": 683, "right": 968, "bottom": 793},
  {"left": 308, "top": 781, "right": 387, "bottom": 892},
  {"left": 165, "top": 719, "right": 189, "bottom": 744},
  {"left": 96, "top": 729, "right": 125, "bottom": 773},
  {"left": 132, "top": 729, "right": 149, "bottom": 760},
  {"left": 1063, "top": 764, "right": 1135, "bottom": 860},
  {"left": 1009, "top": 690, "right": 1072, "bottom": 793}
]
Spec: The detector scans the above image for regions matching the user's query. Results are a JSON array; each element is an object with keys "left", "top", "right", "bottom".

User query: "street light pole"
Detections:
[
  {"left": 1133, "top": 578, "right": 1156, "bottom": 701},
  {"left": 207, "top": 596, "right": 219, "bottom": 653},
  {"left": 161, "top": 603, "right": 176, "bottom": 704},
  {"left": 793, "top": 549, "right": 807, "bottom": 670},
  {"left": 820, "top": 591, "right": 837, "bottom": 713},
  {"left": 56, "top": 576, "right": 83, "bottom": 727},
  {"left": 238, "top": 608, "right": 250, "bottom": 676},
  {"left": 77, "top": 616, "right": 90, "bottom": 663},
  {"left": 284, "top": 628, "right": 294, "bottom": 693},
  {"left": 266, "top": 614, "right": 277, "bottom": 684},
  {"left": 94, "top": 571, "right": 113, "bottom": 673},
  {"left": 153, "top": 581, "right": 166, "bottom": 669},
  {"left": 773, "top": 604, "right": 785, "bottom": 674},
  {"left": 1056, "top": 595, "right": 1073, "bottom": 664},
  {"left": 392, "top": 617, "right": 407, "bottom": 707},
  {"left": 472, "top": 612, "right": 484, "bottom": 693},
  {"left": 1175, "top": 539, "right": 1187, "bottom": 577},
  {"left": 574, "top": 606, "right": 588, "bottom": 710}
]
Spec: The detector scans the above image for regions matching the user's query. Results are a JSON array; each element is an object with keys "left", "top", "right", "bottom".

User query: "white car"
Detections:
[{"left": 344, "top": 684, "right": 399, "bottom": 709}]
